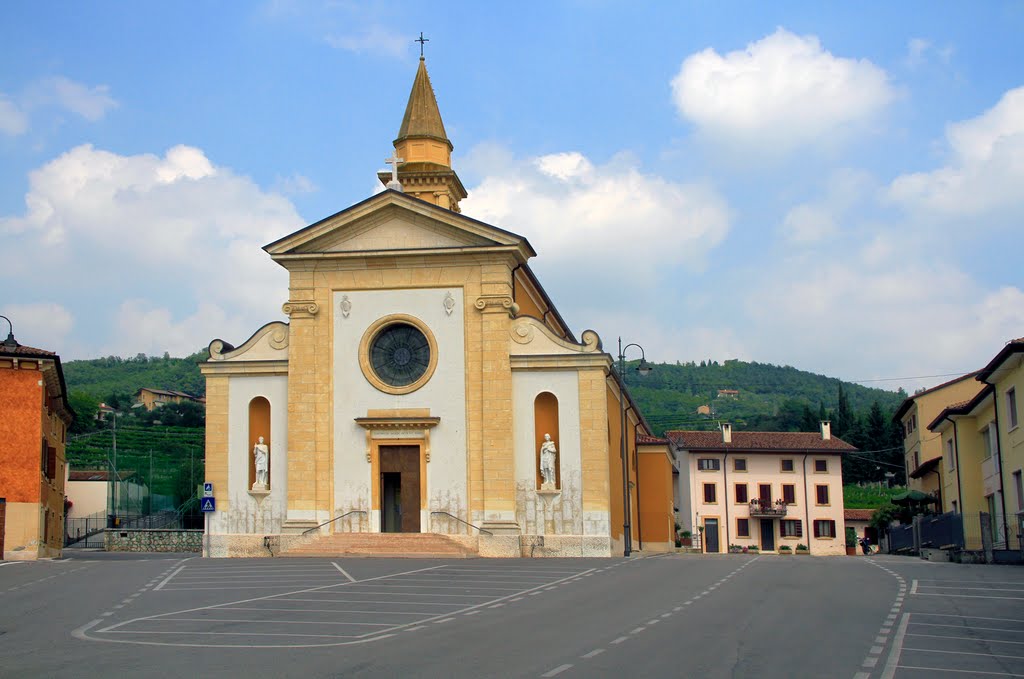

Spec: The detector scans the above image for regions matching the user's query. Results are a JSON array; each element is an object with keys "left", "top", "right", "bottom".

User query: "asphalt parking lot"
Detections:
[
  {"left": 76, "top": 559, "right": 610, "bottom": 648},
  {"left": 864, "top": 555, "right": 1024, "bottom": 678},
  {"left": 5, "top": 551, "right": 1018, "bottom": 678}
]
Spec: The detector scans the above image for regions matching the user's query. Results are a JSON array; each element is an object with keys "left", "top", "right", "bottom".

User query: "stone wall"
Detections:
[{"left": 104, "top": 528, "right": 203, "bottom": 553}]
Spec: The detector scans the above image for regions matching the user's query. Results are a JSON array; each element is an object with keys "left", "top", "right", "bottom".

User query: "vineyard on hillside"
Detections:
[{"left": 67, "top": 425, "right": 205, "bottom": 509}]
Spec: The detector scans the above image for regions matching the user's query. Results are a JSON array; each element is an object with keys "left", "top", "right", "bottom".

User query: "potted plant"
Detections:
[
  {"left": 747, "top": 545, "right": 759, "bottom": 553},
  {"left": 778, "top": 544, "right": 792, "bottom": 554},
  {"left": 679, "top": 530, "right": 693, "bottom": 547},
  {"left": 845, "top": 527, "right": 858, "bottom": 556},
  {"left": 795, "top": 543, "right": 810, "bottom": 555},
  {"left": 729, "top": 544, "right": 743, "bottom": 554}
]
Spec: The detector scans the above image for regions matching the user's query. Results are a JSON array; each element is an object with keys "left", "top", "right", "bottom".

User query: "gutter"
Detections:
[
  {"left": 723, "top": 451, "right": 731, "bottom": 552},
  {"left": 993, "top": 399, "right": 1010, "bottom": 546},
  {"left": 952, "top": 420, "right": 963, "bottom": 512},
  {"left": 803, "top": 453, "right": 811, "bottom": 549}
]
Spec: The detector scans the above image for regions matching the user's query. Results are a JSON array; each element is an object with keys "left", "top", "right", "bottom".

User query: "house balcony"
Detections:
[{"left": 749, "top": 499, "right": 788, "bottom": 518}]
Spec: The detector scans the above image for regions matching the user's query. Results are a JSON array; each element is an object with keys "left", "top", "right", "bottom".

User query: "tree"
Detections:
[
  {"left": 834, "top": 384, "right": 854, "bottom": 439},
  {"left": 67, "top": 390, "right": 100, "bottom": 434}
]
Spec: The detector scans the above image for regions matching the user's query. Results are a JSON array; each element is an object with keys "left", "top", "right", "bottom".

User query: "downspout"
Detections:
[
  {"left": 952, "top": 420, "right": 963, "bottom": 512},
  {"left": 634, "top": 418, "right": 643, "bottom": 551},
  {"left": 723, "top": 451, "right": 731, "bottom": 552},
  {"left": 994, "top": 400, "right": 1010, "bottom": 546},
  {"left": 803, "top": 453, "right": 811, "bottom": 548}
]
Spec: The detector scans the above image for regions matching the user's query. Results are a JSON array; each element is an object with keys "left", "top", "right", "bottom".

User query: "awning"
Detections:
[{"left": 908, "top": 457, "right": 941, "bottom": 480}]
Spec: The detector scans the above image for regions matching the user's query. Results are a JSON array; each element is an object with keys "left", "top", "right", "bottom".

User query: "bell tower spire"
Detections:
[{"left": 378, "top": 47, "right": 467, "bottom": 212}]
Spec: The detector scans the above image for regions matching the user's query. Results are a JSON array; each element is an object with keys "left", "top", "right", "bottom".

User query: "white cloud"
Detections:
[
  {"left": 274, "top": 173, "right": 318, "bottom": 195},
  {"left": 326, "top": 26, "right": 407, "bottom": 59},
  {"left": 780, "top": 168, "right": 874, "bottom": 244},
  {"left": 1, "top": 302, "right": 74, "bottom": 350},
  {"left": 888, "top": 86, "right": 1024, "bottom": 218},
  {"left": 671, "top": 28, "right": 895, "bottom": 153},
  {"left": 462, "top": 147, "right": 731, "bottom": 282},
  {"left": 781, "top": 204, "right": 837, "bottom": 244},
  {"left": 0, "top": 93, "right": 28, "bottom": 135},
  {"left": 0, "top": 76, "right": 117, "bottom": 136},
  {"left": 44, "top": 76, "right": 118, "bottom": 121},
  {"left": 1, "top": 144, "right": 305, "bottom": 357}
]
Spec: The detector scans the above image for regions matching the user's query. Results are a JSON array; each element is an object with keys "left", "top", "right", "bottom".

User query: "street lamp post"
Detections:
[{"left": 618, "top": 337, "right": 651, "bottom": 557}]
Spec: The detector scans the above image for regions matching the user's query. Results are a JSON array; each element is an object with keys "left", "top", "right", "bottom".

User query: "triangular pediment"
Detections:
[{"left": 264, "top": 190, "right": 535, "bottom": 259}]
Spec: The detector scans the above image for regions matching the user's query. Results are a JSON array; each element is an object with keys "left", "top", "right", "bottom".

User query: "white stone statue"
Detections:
[
  {"left": 539, "top": 433, "right": 557, "bottom": 489},
  {"left": 253, "top": 436, "right": 269, "bottom": 489}
]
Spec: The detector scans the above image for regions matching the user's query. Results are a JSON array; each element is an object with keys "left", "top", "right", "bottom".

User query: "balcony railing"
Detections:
[{"left": 749, "top": 499, "right": 789, "bottom": 517}]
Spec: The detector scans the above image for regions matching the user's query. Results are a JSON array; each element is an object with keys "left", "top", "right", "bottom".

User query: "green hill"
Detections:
[
  {"left": 63, "top": 350, "right": 209, "bottom": 415},
  {"left": 626, "top": 359, "right": 906, "bottom": 434},
  {"left": 63, "top": 351, "right": 908, "bottom": 486}
]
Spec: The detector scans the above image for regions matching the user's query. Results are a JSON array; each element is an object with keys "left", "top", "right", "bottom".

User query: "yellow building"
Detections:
[
  {"left": 200, "top": 57, "right": 674, "bottom": 558},
  {"left": 669, "top": 422, "right": 853, "bottom": 555},
  {"left": 894, "top": 372, "right": 983, "bottom": 512},
  {"left": 134, "top": 387, "right": 203, "bottom": 412},
  {"left": 927, "top": 386, "right": 995, "bottom": 548},
  {"left": 977, "top": 337, "right": 1024, "bottom": 550}
]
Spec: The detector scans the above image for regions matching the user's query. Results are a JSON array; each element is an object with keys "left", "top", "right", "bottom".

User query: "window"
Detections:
[
  {"left": 733, "top": 458, "right": 747, "bottom": 472},
  {"left": 698, "top": 458, "right": 720, "bottom": 471},
  {"left": 780, "top": 459, "right": 794, "bottom": 473},
  {"left": 1013, "top": 470, "right": 1023, "bottom": 512},
  {"left": 815, "top": 485, "right": 830, "bottom": 505},
  {"left": 781, "top": 520, "right": 802, "bottom": 538},
  {"left": 703, "top": 483, "right": 717, "bottom": 504},
  {"left": 1008, "top": 388, "right": 1019, "bottom": 430},
  {"left": 813, "top": 520, "right": 836, "bottom": 538},
  {"left": 782, "top": 484, "right": 796, "bottom": 504},
  {"left": 814, "top": 459, "right": 828, "bottom": 473},
  {"left": 758, "top": 484, "right": 772, "bottom": 503},
  {"left": 981, "top": 425, "right": 995, "bottom": 460},
  {"left": 945, "top": 438, "right": 955, "bottom": 471},
  {"left": 737, "top": 518, "right": 750, "bottom": 537},
  {"left": 735, "top": 483, "right": 748, "bottom": 503}
]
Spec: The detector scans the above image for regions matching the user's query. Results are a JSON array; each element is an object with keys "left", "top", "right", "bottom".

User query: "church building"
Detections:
[{"left": 201, "top": 56, "right": 676, "bottom": 558}]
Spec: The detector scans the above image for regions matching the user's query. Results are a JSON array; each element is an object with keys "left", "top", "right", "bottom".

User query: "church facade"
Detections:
[{"left": 200, "top": 57, "right": 675, "bottom": 558}]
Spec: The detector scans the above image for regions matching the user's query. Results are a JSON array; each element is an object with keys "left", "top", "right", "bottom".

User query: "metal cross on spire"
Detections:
[{"left": 415, "top": 31, "right": 429, "bottom": 58}]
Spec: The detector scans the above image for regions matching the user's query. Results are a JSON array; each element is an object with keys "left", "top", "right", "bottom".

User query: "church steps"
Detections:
[{"left": 280, "top": 532, "right": 477, "bottom": 558}]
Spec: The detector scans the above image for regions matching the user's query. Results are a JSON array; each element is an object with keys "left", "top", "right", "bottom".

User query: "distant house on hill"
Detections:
[
  {"left": 696, "top": 404, "right": 711, "bottom": 416},
  {"left": 717, "top": 389, "right": 739, "bottom": 399},
  {"left": 134, "top": 387, "right": 204, "bottom": 411}
]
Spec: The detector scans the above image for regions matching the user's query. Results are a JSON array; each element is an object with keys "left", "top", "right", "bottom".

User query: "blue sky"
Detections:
[{"left": 2, "top": 2, "right": 1022, "bottom": 393}]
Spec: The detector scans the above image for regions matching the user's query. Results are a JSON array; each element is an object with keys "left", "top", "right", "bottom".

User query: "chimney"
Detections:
[
  {"left": 821, "top": 421, "right": 831, "bottom": 441},
  {"left": 721, "top": 422, "right": 732, "bottom": 444}
]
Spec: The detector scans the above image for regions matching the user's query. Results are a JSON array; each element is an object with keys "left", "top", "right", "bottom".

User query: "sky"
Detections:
[{"left": 2, "top": 2, "right": 1022, "bottom": 394}]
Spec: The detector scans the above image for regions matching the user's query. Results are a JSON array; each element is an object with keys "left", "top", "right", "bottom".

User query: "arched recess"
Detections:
[
  {"left": 248, "top": 397, "right": 271, "bottom": 489},
  {"left": 534, "top": 392, "right": 560, "bottom": 489}
]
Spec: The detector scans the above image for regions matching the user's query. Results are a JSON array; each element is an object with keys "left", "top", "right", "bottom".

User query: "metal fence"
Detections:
[
  {"left": 65, "top": 516, "right": 108, "bottom": 548},
  {"left": 918, "top": 511, "right": 964, "bottom": 550}
]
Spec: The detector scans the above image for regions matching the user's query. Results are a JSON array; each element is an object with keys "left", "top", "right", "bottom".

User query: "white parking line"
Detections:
[
  {"left": 902, "top": 647, "right": 1024, "bottom": 661},
  {"left": 879, "top": 613, "right": 910, "bottom": 679},
  {"left": 154, "top": 564, "right": 188, "bottom": 591},
  {"left": 911, "top": 593, "right": 1024, "bottom": 601},
  {"left": 907, "top": 633, "right": 1024, "bottom": 645},
  {"left": 332, "top": 563, "right": 357, "bottom": 582}
]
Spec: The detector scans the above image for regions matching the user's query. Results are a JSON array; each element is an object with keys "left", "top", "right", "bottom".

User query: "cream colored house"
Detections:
[
  {"left": 670, "top": 422, "right": 853, "bottom": 556},
  {"left": 894, "top": 373, "right": 983, "bottom": 512},
  {"left": 199, "top": 57, "right": 675, "bottom": 558}
]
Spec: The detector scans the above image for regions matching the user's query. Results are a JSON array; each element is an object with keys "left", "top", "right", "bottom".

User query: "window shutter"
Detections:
[
  {"left": 795, "top": 520, "right": 802, "bottom": 538},
  {"left": 46, "top": 447, "right": 57, "bottom": 479},
  {"left": 813, "top": 520, "right": 820, "bottom": 538},
  {"left": 829, "top": 520, "right": 836, "bottom": 538}
]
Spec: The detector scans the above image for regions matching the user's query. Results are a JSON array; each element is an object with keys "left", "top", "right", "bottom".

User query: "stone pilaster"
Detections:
[{"left": 474, "top": 266, "right": 518, "bottom": 532}]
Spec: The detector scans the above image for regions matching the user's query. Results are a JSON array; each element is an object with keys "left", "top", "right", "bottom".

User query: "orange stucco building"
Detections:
[{"left": 0, "top": 326, "right": 73, "bottom": 560}]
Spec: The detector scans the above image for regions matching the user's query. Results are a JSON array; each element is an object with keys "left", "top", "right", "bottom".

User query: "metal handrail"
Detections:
[
  {"left": 303, "top": 510, "right": 368, "bottom": 535},
  {"left": 430, "top": 511, "right": 493, "bottom": 536}
]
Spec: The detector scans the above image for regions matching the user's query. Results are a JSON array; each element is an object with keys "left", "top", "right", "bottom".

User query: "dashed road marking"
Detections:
[
  {"left": 581, "top": 649, "right": 604, "bottom": 659},
  {"left": 541, "top": 664, "right": 572, "bottom": 677}
]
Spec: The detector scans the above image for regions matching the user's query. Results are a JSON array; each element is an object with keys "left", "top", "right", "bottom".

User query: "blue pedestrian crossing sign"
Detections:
[
  {"left": 201, "top": 497, "right": 216, "bottom": 512},
  {"left": 203, "top": 482, "right": 213, "bottom": 497}
]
